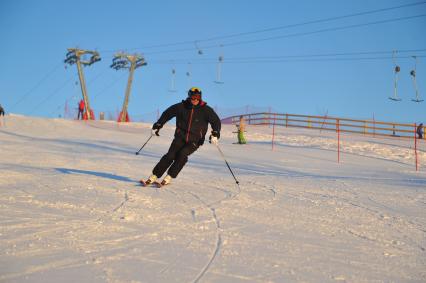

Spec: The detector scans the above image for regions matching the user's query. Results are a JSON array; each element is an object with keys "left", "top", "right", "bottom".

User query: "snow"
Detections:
[{"left": 0, "top": 114, "right": 425, "bottom": 283}]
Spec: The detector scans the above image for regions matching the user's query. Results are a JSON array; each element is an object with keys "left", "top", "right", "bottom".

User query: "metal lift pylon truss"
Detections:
[
  {"left": 110, "top": 53, "right": 147, "bottom": 122},
  {"left": 64, "top": 48, "right": 101, "bottom": 120}
]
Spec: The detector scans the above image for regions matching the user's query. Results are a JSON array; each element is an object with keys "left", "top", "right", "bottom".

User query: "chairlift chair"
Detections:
[
  {"left": 410, "top": 56, "right": 423, "bottom": 102},
  {"left": 214, "top": 55, "right": 225, "bottom": 84},
  {"left": 194, "top": 41, "right": 203, "bottom": 55},
  {"left": 389, "top": 50, "right": 402, "bottom": 101},
  {"left": 168, "top": 68, "right": 177, "bottom": 93}
]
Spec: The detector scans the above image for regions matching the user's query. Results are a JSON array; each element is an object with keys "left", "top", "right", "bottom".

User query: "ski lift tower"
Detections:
[
  {"left": 64, "top": 48, "right": 101, "bottom": 120},
  {"left": 110, "top": 53, "right": 147, "bottom": 122}
]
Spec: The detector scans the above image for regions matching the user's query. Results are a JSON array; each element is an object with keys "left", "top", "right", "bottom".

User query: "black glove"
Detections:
[
  {"left": 211, "top": 130, "right": 220, "bottom": 138},
  {"left": 209, "top": 130, "right": 220, "bottom": 144},
  {"left": 152, "top": 122, "right": 162, "bottom": 136},
  {"left": 152, "top": 122, "right": 162, "bottom": 130}
]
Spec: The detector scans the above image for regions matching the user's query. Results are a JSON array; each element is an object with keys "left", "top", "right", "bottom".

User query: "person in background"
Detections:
[
  {"left": 141, "top": 87, "right": 221, "bottom": 186},
  {"left": 237, "top": 115, "right": 247, "bottom": 144},
  {"left": 417, "top": 123, "right": 423, "bottom": 139},
  {"left": 77, "top": 99, "right": 85, "bottom": 120},
  {"left": 0, "top": 104, "right": 4, "bottom": 116}
]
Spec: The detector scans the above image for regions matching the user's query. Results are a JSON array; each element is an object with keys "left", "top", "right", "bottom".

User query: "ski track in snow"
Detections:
[
  {"left": 186, "top": 190, "right": 223, "bottom": 283},
  {"left": 1, "top": 115, "right": 425, "bottom": 282},
  {"left": 165, "top": 180, "right": 242, "bottom": 283}
]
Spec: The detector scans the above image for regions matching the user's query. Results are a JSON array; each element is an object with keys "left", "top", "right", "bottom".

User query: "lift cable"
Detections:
[
  {"left": 149, "top": 49, "right": 426, "bottom": 65},
  {"left": 10, "top": 61, "right": 63, "bottom": 111},
  {"left": 100, "top": 1, "right": 426, "bottom": 54},
  {"left": 29, "top": 77, "right": 75, "bottom": 116},
  {"left": 140, "top": 14, "right": 426, "bottom": 56}
]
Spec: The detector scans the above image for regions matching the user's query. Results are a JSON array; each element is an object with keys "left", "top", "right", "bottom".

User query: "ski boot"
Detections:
[
  {"left": 139, "top": 174, "right": 157, "bottom": 186},
  {"left": 154, "top": 175, "right": 172, "bottom": 188}
]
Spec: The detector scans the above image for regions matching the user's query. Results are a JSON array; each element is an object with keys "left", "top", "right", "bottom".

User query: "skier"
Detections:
[
  {"left": 141, "top": 87, "right": 221, "bottom": 186},
  {"left": 77, "top": 99, "right": 85, "bottom": 120},
  {"left": 0, "top": 104, "right": 4, "bottom": 116},
  {"left": 236, "top": 115, "right": 247, "bottom": 144},
  {"left": 417, "top": 123, "right": 424, "bottom": 139}
]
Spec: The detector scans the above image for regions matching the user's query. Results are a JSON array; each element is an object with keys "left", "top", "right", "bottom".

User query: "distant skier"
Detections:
[
  {"left": 141, "top": 87, "right": 221, "bottom": 186},
  {"left": 0, "top": 104, "right": 4, "bottom": 116},
  {"left": 417, "top": 123, "right": 424, "bottom": 139},
  {"left": 77, "top": 99, "right": 85, "bottom": 120},
  {"left": 236, "top": 115, "right": 247, "bottom": 144}
]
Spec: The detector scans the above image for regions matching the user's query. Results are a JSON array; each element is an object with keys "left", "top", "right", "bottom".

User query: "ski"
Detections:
[
  {"left": 153, "top": 181, "right": 169, "bottom": 188},
  {"left": 139, "top": 179, "right": 167, "bottom": 188},
  {"left": 139, "top": 179, "right": 153, "bottom": 187}
]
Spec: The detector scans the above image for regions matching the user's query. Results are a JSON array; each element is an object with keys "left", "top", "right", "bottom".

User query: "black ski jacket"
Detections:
[{"left": 156, "top": 98, "right": 221, "bottom": 145}]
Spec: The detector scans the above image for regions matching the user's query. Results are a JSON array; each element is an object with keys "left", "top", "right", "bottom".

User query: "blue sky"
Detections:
[{"left": 0, "top": 0, "right": 425, "bottom": 123}]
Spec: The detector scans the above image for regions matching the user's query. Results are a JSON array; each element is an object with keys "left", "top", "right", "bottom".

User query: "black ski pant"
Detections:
[{"left": 153, "top": 138, "right": 199, "bottom": 178}]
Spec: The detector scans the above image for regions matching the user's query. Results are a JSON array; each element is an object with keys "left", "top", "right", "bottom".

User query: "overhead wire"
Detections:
[
  {"left": 217, "top": 55, "right": 426, "bottom": 64},
  {"left": 49, "top": 68, "right": 111, "bottom": 117},
  {"left": 11, "top": 55, "right": 113, "bottom": 116},
  {"left": 142, "top": 14, "right": 426, "bottom": 56},
  {"left": 10, "top": 61, "right": 63, "bottom": 111},
  {"left": 100, "top": 1, "right": 426, "bottom": 54},
  {"left": 191, "top": 1, "right": 426, "bottom": 43},
  {"left": 219, "top": 14, "right": 426, "bottom": 48},
  {"left": 149, "top": 55, "right": 426, "bottom": 65},
  {"left": 149, "top": 49, "right": 426, "bottom": 64},
  {"left": 92, "top": 71, "right": 128, "bottom": 100},
  {"left": 29, "top": 77, "right": 75, "bottom": 116}
]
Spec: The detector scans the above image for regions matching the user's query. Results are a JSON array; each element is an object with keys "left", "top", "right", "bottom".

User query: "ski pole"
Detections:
[
  {"left": 135, "top": 129, "right": 160, "bottom": 155},
  {"left": 215, "top": 144, "right": 239, "bottom": 185}
]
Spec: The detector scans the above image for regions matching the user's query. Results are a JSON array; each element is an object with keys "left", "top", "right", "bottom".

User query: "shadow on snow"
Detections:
[{"left": 55, "top": 168, "right": 135, "bottom": 183}]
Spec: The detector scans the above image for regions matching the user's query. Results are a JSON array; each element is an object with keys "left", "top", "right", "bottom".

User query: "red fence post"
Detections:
[{"left": 415, "top": 123, "right": 418, "bottom": 171}]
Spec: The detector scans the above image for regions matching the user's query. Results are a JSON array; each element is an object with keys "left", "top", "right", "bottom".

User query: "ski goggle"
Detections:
[{"left": 190, "top": 94, "right": 201, "bottom": 101}]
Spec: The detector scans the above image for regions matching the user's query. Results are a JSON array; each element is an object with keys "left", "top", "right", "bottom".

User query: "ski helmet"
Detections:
[{"left": 188, "top": 87, "right": 202, "bottom": 99}]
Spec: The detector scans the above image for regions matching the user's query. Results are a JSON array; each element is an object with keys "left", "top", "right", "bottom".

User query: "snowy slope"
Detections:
[{"left": 0, "top": 115, "right": 425, "bottom": 283}]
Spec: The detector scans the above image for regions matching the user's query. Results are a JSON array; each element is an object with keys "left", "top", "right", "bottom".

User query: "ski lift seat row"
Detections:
[{"left": 389, "top": 52, "right": 422, "bottom": 103}]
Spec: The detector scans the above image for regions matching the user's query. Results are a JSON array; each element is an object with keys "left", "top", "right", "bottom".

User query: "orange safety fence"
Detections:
[{"left": 222, "top": 112, "right": 424, "bottom": 170}]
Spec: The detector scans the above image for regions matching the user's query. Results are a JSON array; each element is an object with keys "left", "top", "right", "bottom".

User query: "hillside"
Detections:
[{"left": 0, "top": 115, "right": 425, "bottom": 283}]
